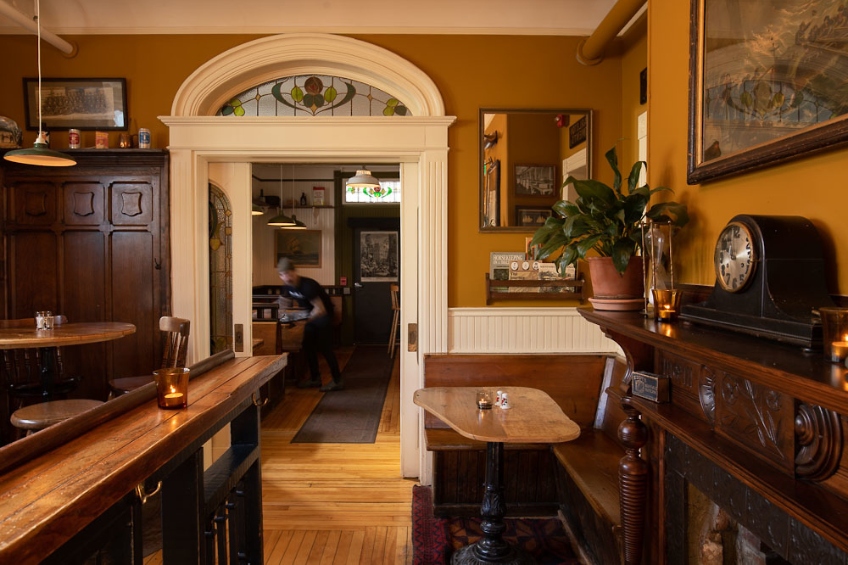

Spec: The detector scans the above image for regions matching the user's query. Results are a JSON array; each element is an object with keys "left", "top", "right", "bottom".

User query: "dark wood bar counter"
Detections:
[
  {"left": 0, "top": 351, "right": 286, "bottom": 564},
  {"left": 580, "top": 308, "right": 848, "bottom": 565}
]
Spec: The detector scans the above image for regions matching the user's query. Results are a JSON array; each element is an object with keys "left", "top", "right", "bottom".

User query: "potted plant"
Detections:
[{"left": 530, "top": 147, "right": 688, "bottom": 306}]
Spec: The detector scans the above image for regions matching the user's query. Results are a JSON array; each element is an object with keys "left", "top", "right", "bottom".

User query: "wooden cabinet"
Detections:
[
  {"left": 581, "top": 306, "right": 848, "bottom": 564},
  {"left": 0, "top": 150, "right": 170, "bottom": 404}
]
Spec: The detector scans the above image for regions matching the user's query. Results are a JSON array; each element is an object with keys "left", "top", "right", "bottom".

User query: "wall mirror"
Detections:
[{"left": 480, "top": 108, "right": 592, "bottom": 232}]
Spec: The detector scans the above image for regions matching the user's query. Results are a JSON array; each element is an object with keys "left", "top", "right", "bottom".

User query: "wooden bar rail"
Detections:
[{"left": 0, "top": 350, "right": 287, "bottom": 564}]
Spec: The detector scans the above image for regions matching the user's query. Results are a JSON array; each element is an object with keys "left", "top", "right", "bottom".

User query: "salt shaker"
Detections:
[
  {"left": 495, "top": 390, "right": 503, "bottom": 408},
  {"left": 500, "top": 392, "right": 510, "bottom": 409}
]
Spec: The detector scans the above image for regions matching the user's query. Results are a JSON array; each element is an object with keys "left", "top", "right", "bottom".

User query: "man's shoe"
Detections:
[
  {"left": 319, "top": 380, "right": 344, "bottom": 392},
  {"left": 297, "top": 378, "right": 322, "bottom": 389}
]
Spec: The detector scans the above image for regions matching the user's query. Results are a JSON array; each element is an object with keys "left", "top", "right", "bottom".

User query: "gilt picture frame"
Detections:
[
  {"left": 23, "top": 78, "right": 128, "bottom": 131},
  {"left": 687, "top": 0, "right": 848, "bottom": 184}
]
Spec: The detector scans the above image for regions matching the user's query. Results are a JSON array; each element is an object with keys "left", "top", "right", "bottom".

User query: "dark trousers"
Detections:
[{"left": 302, "top": 315, "right": 341, "bottom": 382}]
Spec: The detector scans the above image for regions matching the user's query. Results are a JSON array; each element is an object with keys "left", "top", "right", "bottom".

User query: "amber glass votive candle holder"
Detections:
[
  {"left": 476, "top": 389, "right": 493, "bottom": 410},
  {"left": 154, "top": 367, "right": 190, "bottom": 409},
  {"left": 652, "top": 289, "right": 681, "bottom": 322},
  {"left": 821, "top": 307, "right": 848, "bottom": 364}
]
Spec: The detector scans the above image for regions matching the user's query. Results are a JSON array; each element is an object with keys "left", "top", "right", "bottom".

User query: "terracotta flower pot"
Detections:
[{"left": 587, "top": 256, "right": 645, "bottom": 310}]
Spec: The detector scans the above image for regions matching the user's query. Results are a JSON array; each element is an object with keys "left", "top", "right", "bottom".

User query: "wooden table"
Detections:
[
  {"left": 0, "top": 321, "right": 136, "bottom": 349},
  {"left": 0, "top": 321, "right": 136, "bottom": 405},
  {"left": 414, "top": 386, "right": 580, "bottom": 565}
]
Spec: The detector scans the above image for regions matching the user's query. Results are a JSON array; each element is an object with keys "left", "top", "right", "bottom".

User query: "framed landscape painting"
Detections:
[
  {"left": 688, "top": 0, "right": 848, "bottom": 183},
  {"left": 275, "top": 230, "right": 322, "bottom": 268}
]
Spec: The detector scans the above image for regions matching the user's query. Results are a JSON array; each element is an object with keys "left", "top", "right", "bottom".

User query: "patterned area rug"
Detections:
[
  {"left": 291, "top": 345, "right": 393, "bottom": 443},
  {"left": 411, "top": 485, "right": 581, "bottom": 565}
]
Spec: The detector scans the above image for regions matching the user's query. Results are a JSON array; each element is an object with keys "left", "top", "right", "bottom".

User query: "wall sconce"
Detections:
[{"left": 483, "top": 131, "right": 498, "bottom": 150}]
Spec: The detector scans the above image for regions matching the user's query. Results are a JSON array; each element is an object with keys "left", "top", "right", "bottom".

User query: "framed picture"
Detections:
[
  {"left": 360, "top": 231, "right": 399, "bottom": 282},
  {"left": 569, "top": 115, "right": 588, "bottom": 148},
  {"left": 23, "top": 78, "right": 128, "bottom": 131},
  {"left": 515, "top": 206, "right": 553, "bottom": 227},
  {"left": 275, "top": 229, "right": 322, "bottom": 268},
  {"left": 688, "top": 0, "right": 848, "bottom": 184},
  {"left": 514, "top": 165, "right": 556, "bottom": 197},
  {"left": 482, "top": 158, "right": 500, "bottom": 228}
]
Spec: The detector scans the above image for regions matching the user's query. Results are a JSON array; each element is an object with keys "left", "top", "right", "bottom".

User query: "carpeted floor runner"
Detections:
[
  {"left": 411, "top": 485, "right": 581, "bottom": 565},
  {"left": 291, "top": 345, "right": 393, "bottom": 443}
]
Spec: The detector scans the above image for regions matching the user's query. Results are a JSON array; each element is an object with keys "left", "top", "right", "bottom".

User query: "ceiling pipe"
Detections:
[
  {"left": 0, "top": 0, "right": 76, "bottom": 56},
  {"left": 576, "top": 0, "right": 645, "bottom": 65}
]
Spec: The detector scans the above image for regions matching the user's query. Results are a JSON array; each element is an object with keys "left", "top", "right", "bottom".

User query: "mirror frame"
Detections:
[{"left": 478, "top": 108, "right": 592, "bottom": 232}]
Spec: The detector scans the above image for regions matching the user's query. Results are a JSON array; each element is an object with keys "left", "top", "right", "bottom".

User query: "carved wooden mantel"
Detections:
[{"left": 579, "top": 308, "right": 848, "bottom": 565}]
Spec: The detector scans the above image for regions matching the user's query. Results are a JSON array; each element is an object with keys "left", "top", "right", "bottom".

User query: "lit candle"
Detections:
[
  {"left": 657, "top": 307, "right": 675, "bottom": 322},
  {"left": 831, "top": 341, "right": 848, "bottom": 363}
]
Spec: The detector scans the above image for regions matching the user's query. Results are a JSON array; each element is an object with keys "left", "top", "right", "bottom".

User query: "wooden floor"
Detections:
[
  {"left": 143, "top": 346, "right": 414, "bottom": 564},
  {"left": 255, "top": 348, "right": 416, "bottom": 565},
  {"left": 260, "top": 347, "right": 415, "bottom": 565}
]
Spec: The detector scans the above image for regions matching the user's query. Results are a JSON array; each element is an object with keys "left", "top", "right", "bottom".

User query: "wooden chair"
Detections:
[
  {"left": 388, "top": 284, "right": 400, "bottom": 358},
  {"left": 6, "top": 315, "right": 105, "bottom": 436},
  {"left": 108, "top": 316, "right": 191, "bottom": 398}
]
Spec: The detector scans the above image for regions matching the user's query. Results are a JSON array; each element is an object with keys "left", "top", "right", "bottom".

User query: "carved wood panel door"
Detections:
[{"left": 0, "top": 150, "right": 171, "bottom": 404}]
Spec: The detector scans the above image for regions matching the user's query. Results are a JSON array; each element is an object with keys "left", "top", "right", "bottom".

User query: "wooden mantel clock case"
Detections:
[
  {"left": 0, "top": 149, "right": 171, "bottom": 412},
  {"left": 580, "top": 307, "right": 848, "bottom": 565}
]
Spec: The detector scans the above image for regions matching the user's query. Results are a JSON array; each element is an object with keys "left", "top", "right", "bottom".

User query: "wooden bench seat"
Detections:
[
  {"left": 422, "top": 353, "right": 609, "bottom": 517},
  {"left": 552, "top": 357, "right": 628, "bottom": 565}
]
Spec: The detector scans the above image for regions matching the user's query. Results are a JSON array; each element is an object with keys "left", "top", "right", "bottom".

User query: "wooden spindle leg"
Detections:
[{"left": 619, "top": 397, "right": 648, "bottom": 565}]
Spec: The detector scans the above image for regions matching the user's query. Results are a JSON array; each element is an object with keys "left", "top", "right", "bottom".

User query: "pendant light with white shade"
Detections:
[
  {"left": 346, "top": 169, "right": 380, "bottom": 190},
  {"left": 4, "top": 0, "right": 76, "bottom": 167},
  {"left": 266, "top": 164, "right": 295, "bottom": 227}
]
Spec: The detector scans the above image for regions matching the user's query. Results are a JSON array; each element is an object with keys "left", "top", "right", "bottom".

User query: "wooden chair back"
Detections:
[
  {"left": 160, "top": 316, "right": 190, "bottom": 368},
  {"left": 390, "top": 284, "right": 400, "bottom": 312}
]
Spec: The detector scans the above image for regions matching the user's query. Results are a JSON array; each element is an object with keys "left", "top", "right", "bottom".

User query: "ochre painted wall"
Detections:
[
  {"left": 649, "top": 1, "right": 847, "bottom": 295},
  {"left": 0, "top": 33, "right": 624, "bottom": 308}
]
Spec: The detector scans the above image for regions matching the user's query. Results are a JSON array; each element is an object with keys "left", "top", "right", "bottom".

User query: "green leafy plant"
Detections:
[{"left": 530, "top": 147, "right": 689, "bottom": 274}]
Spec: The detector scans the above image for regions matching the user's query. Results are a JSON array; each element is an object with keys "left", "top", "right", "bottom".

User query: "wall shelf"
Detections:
[{"left": 485, "top": 273, "right": 584, "bottom": 304}]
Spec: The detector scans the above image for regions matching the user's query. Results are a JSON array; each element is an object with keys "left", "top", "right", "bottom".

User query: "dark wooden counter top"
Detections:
[{"left": 0, "top": 352, "right": 286, "bottom": 564}]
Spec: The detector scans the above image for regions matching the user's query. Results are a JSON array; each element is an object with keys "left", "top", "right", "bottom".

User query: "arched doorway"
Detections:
[{"left": 161, "top": 33, "right": 454, "bottom": 480}]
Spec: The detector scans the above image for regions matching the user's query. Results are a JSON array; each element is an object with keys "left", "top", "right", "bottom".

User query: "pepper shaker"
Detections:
[{"left": 500, "top": 392, "right": 510, "bottom": 409}]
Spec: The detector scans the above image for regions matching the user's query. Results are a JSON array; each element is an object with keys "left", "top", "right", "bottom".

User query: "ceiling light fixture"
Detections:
[
  {"left": 283, "top": 164, "right": 307, "bottom": 230},
  {"left": 266, "top": 165, "right": 295, "bottom": 227},
  {"left": 346, "top": 169, "right": 381, "bottom": 190},
  {"left": 4, "top": 0, "right": 76, "bottom": 167}
]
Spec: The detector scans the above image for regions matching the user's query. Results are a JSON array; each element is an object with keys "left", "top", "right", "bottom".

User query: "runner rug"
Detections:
[
  {"left": 411, "top": 485, "right": 581, "bottom": 565},
  {"left": 291, "top": 345, "right": 393, "bottom": 444}
]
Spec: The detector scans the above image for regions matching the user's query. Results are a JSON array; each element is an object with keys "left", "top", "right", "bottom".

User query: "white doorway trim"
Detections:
[{"left": 160, "top": 33, "right": 454, "bottom": 479}]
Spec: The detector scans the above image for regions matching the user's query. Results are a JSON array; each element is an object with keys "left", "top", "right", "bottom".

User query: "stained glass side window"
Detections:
[
  {"left": 345, "top": 180, "right": 401, "bottom": 204},
  {"left": 218, "top": 75, "right": 411, "bottom": 117}
]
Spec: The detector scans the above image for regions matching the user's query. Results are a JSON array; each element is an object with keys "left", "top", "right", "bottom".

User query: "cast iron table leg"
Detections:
[{"left": 451, "top": 441, "right": 534, "bottom": 565}]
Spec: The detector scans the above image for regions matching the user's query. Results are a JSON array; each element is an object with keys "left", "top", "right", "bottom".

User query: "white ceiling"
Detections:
[{"left": 0, "top": 0, "right": 620, "bottom": 36}]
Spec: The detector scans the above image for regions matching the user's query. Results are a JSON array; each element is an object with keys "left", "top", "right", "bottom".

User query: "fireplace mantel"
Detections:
[{"left": 580, "top": 307, "right": 848, "bottom": 565}]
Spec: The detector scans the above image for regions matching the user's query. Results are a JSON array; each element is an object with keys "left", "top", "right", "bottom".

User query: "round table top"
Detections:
[{"left": 0, "top": 322, "right": 136, "bottom": 349}]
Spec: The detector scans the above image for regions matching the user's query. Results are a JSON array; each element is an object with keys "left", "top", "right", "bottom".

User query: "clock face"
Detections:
[{"left": 714, "top": 221, "right": 756, "bottom": 293}]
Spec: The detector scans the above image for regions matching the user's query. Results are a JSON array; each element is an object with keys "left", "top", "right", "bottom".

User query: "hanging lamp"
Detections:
[
  {"left": 266, "top": 165, "right": 295, "bottom": 227},
  {"left": 251, "top": 204, "right": 263, "bottom": 216},
  {"left": 284, "top": 164, "right": 307, "bottom": 229},
  {"left": 346, "top": 169, "right": 380, "bottom": 190},
  {"left": 4, "top": 0, "right": 75, "bottom": 167}
]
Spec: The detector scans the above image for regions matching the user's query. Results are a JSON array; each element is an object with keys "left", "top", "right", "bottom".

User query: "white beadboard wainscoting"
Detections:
[{"left": 448, "top": 307, "right": 621, "bottom": 354}]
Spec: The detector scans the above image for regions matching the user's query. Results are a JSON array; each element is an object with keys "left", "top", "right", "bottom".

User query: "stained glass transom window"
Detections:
[
  {"left": 217, "top": 75, "right": 411, "bottom": 117},
  {"left": 345, "top": 180, "right": 401, "bottom": 204}
]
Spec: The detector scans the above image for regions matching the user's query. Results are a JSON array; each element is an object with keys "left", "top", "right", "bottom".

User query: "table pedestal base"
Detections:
[
  {"left": 451, "top": 542, "right": 534, "bottom": 565},
  {"left": 451, "top": 441, "right": 536, "bottom": 565}
]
